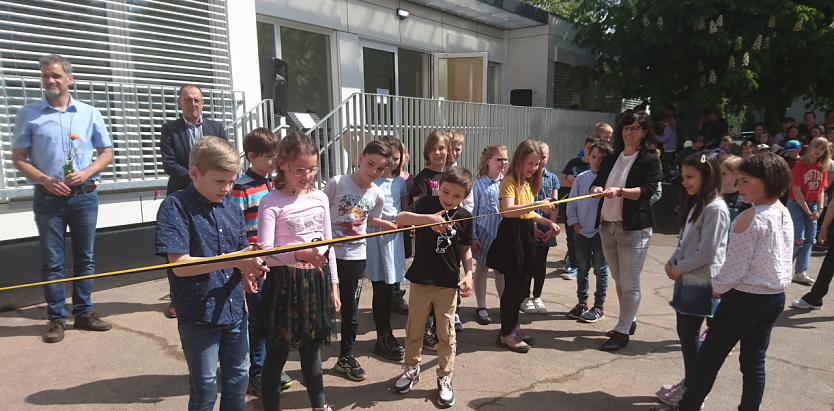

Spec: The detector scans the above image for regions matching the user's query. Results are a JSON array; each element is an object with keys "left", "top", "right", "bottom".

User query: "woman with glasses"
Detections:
[{"left": 590, "top": 111, "right": 663, "bottom": 352}]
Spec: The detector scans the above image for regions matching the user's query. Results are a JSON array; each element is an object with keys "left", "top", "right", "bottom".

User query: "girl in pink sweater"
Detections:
[{"left": 252, "top": 131, "right": 341, "bottom": 411}]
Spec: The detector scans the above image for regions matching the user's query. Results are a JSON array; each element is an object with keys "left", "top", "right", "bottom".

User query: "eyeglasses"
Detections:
[
  {"left": 291, "top": 167, "right": 319, "bottom": 177},
  {"left": 623, "top": 126, "right": 644, "bottom": 133},
  {"left": 181, "top": 98, "right": 204, "bottom": 104}
]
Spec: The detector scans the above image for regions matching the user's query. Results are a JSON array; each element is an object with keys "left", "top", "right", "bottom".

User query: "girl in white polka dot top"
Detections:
[{"left": 666, "top": 153, "right": 793, "bottom": 411}]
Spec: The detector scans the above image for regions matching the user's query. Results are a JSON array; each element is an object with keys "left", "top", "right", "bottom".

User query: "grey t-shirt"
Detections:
[{"left": 322, "top": 175, "right": 385, "bottom": 260}]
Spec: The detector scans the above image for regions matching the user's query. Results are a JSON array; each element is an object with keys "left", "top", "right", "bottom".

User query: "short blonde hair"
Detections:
[
  {"left": 721, "top": 155, "right": 742, "bottom": 174},
  {"left": 720, "top": 135, "right": 734, "bottom": 145},
  {"left": 593, "top": 122, "right": 613, "bottom": 135},
  {"left": 189, "top": 136, "right": 241, "bottom": 174},
  {"left": 446, "top": 129, "right": 465, "bottom": 145}
]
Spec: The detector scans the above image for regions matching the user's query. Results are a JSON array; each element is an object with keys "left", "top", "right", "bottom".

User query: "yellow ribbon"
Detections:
[{"left": 0, "top": 193, "right": 601, "bottom": 292}]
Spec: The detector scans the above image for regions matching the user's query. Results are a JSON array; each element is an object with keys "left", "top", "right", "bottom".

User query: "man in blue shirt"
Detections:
[
  {"left": 155, "top": 136, "right": 268, "bottom": 411},
  {"left": 11, "top": 54, "right": 113, "bottom": 344}
]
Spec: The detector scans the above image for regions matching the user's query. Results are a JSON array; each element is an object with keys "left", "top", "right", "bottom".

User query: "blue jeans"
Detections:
[
  {"left": 574, "top": 232, "right": 608, "bottom": 308},
  {"left": 678, "top": 290, "right": 785, "bottom": 411},
  {"left": 32, "top": 189, "right": 98, "bottom": 320},
  {"left": 245, "top": 278, "right": 266, "bottom": 377},
  {"left": 787, "top": 199, "right": 817, "bottom": 273},
  {"left": 178, "top": 318, "right": 250, "bottom": 411}
]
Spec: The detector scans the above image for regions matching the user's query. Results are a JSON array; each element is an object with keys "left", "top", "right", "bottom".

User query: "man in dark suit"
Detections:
[
  {"left": 159, "top": 84, "right": 229, "bottom": 318},
  {"left": 161, "top": 84, "right": 228, "bottom": 195}
]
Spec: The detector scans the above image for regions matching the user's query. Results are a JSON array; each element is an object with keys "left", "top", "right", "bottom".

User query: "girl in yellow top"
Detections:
[{"left": 486, "top": 140, "right": 560, "bottom": 353}]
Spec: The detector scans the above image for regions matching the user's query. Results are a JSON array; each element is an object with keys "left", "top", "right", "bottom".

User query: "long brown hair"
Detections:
[
  {"left": 379, "top": 135, "right": 405, "bottom": 176},
  {"left": 507, "top": 140, "right": 543, "bottom": 196},
  {"left": 477, "top": 144, "right": 507, "bottom": 178},
  {"left": 678, "top": 150, "right": 722, "bottom": 229},
  {"left": 275, "top": 131, "right": 318, "bottom": 189}
]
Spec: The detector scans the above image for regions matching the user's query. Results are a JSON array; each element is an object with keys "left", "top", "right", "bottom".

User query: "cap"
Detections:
[
  {"left": 782, "top": 140, "right": 801, "bottom": 152},
  {"left": 713, "top": 147, "right": 732, "bottom": 154},
  {"left": 756, "top": 144, "right": 771, "bottom": 151}
]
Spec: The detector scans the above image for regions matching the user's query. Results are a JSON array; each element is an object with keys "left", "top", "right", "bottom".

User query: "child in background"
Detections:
[
  {"left": 656, "top": 153, "right": 793, "bottom": 411},
  {"left": 773, "top": 117, "right": 794, "bottom": 146},
  {"left": 559, "top": 137, "right": 595, "bottom": 279},
  {"left": 472, "top": 144, "right": 509, "bottom": 325},
  {"left": 322, "top": 141, "right": 389, "bottom": 381},
  {"left": 446, "top": 129, "right": 473, "bottom": 213},
  {"left": 788, "top": 137, "right": 831, "bottom": 286},
  {"left": 657, "top": 115, "right": 678, "bottom": 180},
  {"left": 719, "top": 136, "right": 733, "bottom": 150},
  {"left": 782, "top": 140, "right": 802, "bottom": 169},
  {"left": 522, "top": 141, "right": 560, "bottom": 314},
  {"left": 154, "top": 136, "right": 269, "bottom": 411},
  {"left": 397, "top": 150, "right": 413, "bottom": 315},
  {"left": 393, "top": 167, "right": 475, "bottom": 408},
  {"left": 566, "top": 139, "right": 612, "bottom": 323},
  {"left": 719, "top": 156, "right": 751, "bottom": 222},
  {"left": 654, "top": 152, "right": 729, "bottom": 408},
  {"left": 671, "top": 135, "right": 705, "bottom": 179},
  {"left": 410, "top": 130, "right": 453, "bottom": 351},
  {"left": 230, "top": 128, "right": 293, "bottom": 397},
  {"left": 254, "top": 132, "right": 340, "bottom": 411},
  {"left": 487, "top": 140, "right": 559, "bottom": 353},
  {"left": 364, "top": 136, "right": 408, "bottom": 361},
  {"left": 577, "top": 123, "right": 613, "bottom": 157},
  {"left": 739, "top": 140, "right": 755, "bottom": 159}
]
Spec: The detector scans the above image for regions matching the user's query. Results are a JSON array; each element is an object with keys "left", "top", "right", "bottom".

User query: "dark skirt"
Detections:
[
  {"left": 486, "top": 218, "right": 537, "bottom": 275},
  {"left": 257, "top": 264, "right": 334, "bottom": 351}
]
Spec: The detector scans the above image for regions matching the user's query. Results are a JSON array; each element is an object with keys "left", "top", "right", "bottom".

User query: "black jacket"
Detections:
[
  {"left": 591, "top": 150, "right": 663, "bottom": 231},
  {"left": 160, "top": 117, "right": 228, "bottom": 194}
]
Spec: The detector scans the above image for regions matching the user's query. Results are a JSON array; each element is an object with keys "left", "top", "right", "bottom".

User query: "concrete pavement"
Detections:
[{"left": 1, "top": 230, "right": 833, "bottom": 411}]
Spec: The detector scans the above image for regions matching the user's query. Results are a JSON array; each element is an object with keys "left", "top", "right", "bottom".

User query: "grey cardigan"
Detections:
[{"left": 668, "top": 197, "right": 731, "bottom": 277}]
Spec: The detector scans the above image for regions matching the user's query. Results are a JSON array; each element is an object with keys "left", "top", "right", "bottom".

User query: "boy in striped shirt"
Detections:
[{"left": 230, "top": 128, "right": 292, "bottom": 396}]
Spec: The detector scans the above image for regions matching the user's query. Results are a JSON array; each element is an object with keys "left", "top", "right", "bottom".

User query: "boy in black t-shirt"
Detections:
[
  {"left": 558, "top": 136, "right": 595, "bottom": 279},
  {"left": 392, "top": 167, "right": 474, "bottom": 408}
]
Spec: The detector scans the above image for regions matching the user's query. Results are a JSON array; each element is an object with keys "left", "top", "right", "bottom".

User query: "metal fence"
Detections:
[
  {"left": 0, "top": 75, "right": 259, "bottom": 198},
  {"left": 308, "top": 93, "right": 617, "bottom": 184}
]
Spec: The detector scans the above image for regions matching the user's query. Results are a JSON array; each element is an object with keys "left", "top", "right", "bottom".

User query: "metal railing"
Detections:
[
  {"left": 0, "top": 75, "right": 249, "bottom": 198},
  {"left": 308, "top": 93, "right": 617, "bottom": 184}
]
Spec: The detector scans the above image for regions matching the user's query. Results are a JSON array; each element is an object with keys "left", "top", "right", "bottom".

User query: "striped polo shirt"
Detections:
[{"left": 231, "top": 168, "right": 274, "bottom": 243}]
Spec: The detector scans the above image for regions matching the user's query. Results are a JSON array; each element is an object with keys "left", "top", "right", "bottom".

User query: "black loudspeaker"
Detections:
[
  {"left": 259, "top": 57, "right": 289, "bottom": 116},
  {"left": 510, "top": 89, "right": 533, "bottom": 106}
]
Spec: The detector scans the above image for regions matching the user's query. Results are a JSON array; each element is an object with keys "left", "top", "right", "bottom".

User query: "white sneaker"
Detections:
[
  {"left": 533, "top": 297, "right": 547, "bottom": 314},
  {"left": 521, "top": 298, "right": 537, "bottom": 314},
  {"left": 394, "top": 365, "right": 420, "bottom": 394},
  {"left": 793, "top": 271, "right": 815, "bottom": 285},
  {"left": 792, "top": 298, "right": 822, "bottom": 310},
  {"left": 437, "top": 376, "right": 455, "bottom": 407},
  {"left": 497, "top": 331, "right": 530, "bottom": 353}
]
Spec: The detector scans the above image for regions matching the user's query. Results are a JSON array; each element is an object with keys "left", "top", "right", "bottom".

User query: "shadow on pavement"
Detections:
[
  {"left": 469, "top": 389, "right": 657, "bottom": 410},
  {"left": 774, "top": 308, "right": 834, "bottom": 329},
  {"left": 25, "top": 374, "right": 189, "bottom": 405}
]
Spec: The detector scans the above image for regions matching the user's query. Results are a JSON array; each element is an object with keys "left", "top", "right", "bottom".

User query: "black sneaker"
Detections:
[
  {"left": 247, "top": 373, "right": 262, "bottom": 397},
  {"left": 375, "top": 334, "right": 404, "bottom": 361},
  {"left": 392, "top": 290, "right": 409, "bottom": 314},
  {"left": 394, "top": 365, "right": 420, "bottom": 394},
  {"left": 567, "top": 303, "right": 588, "bottom": 319},
  {"left": 334, "top": 356, "right": 367, "bottom": 381},
  {"left": 579, "top": 307, "right": 605, "bottom": 323},
  {"left": 422, "top": 331, "right": 438, "bottom": 351},
  {"left": 387, "top": 330, "right": 404, "bottom": 352}
]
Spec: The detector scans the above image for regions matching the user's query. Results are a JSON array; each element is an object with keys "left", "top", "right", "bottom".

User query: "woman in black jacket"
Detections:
[{"left": 590, "top": 111, "right": 663, "bottom": 352}]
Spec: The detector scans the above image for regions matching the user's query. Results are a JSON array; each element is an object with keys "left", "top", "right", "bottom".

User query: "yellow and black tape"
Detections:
[{"left": 0, "top": 193, "right": 601, "bottom": 292}]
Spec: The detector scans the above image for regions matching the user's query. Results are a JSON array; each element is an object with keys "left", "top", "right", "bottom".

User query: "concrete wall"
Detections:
[
  {"left": 507, "top": 25, "right": 550, "bottom": 108},
  {"left": 227, "top": 0, "right": 263, "bottom": 110}
]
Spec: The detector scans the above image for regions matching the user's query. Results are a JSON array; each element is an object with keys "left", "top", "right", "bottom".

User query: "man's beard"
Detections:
[{"left": 45, "top": 87, "right": 64, "bottom": 98}]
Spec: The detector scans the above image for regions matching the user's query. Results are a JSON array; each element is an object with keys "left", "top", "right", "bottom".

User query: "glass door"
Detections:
[
  {"left": 433, "top": 52, "right": 488, "bottom": 103},
  {"left": 361, "top": 41, "right": 398, "bottom": 96}
]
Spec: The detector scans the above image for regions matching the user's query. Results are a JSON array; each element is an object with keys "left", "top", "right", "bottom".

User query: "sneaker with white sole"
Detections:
[
  {"left": 579, "top": 307, "right": 604, "bottom": 323},
  {"left": 437, "top": 376, "right": 455, "bottom": 407},
  {"left": 567, "top": 303, "right": 588, "bottom": 319},
  {"left": 394, "top": 365, "right": 420, "bottom": 394},
  {"left": 454, "top": 313, "right": 463, "bottom": 332},
  {"left": 656, "top": 381, "right": 684, "bottom": 406},
  {"left": 520, "top": 298, "right": 537, "bottom": 314},
  {"left": 792, "top": 298, "right": 822, "bottom": 310},
  {"left": 512, "top": 323, "right": 532, "bottom": 344},
  {"left": 533, "top": 297, "right": 547, "bottom": 314},
  {"left": 497, "top": 332, "right": 530, "bottom": 353},
  {"left": 793, "top": 271, "right": 815, "bottom": 285}
]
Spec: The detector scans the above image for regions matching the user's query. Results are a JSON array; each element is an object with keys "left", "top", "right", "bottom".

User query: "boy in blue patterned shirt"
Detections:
[{"left": 155, "top": 136, "right": 268, "bottom": 411}]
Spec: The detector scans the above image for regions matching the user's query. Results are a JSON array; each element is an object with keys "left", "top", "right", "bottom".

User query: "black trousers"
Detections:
[
  {"left": 802, "top": 239, "right": 834, "bottom": 306},
  {"left": 337, "top": 259, "right": 365, "bottom": 357},
  {"left": 372, "top": 281, "right": 394, "bottom": 338},
  {"left": 262, "top": 342, "right": 324, "bottom": 410},
  {"left": 526, "top": 245, "right": 549, "bottom": 298},
  {"left": 500, "top": 271, "right": 530, "bottom": 336}
]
